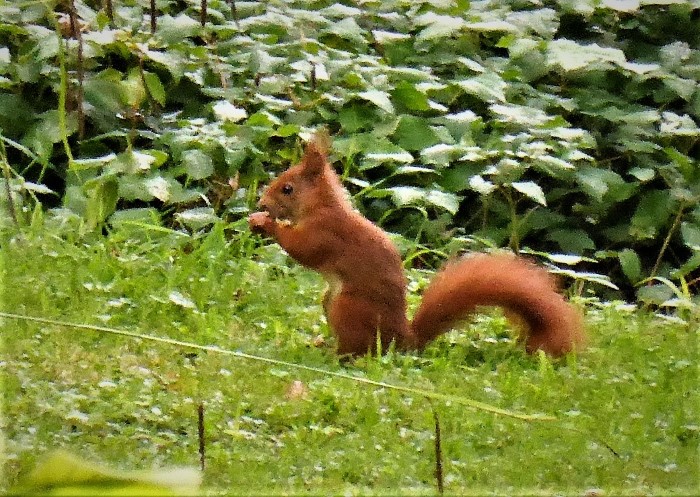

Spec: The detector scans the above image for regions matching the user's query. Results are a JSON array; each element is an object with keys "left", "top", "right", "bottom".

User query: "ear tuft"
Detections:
[{"left": 302, "top": 130, "right": 332, "bottom": 177}]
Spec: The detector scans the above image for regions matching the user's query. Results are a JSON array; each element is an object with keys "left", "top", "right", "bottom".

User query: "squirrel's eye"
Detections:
[{"left": 282, "top": 184, "right": 294, "bottom": 195}]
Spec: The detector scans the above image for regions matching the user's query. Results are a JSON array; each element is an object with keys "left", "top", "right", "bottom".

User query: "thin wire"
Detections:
[{"left": 0, "top": 312, "right": 554, "bottom": 421}]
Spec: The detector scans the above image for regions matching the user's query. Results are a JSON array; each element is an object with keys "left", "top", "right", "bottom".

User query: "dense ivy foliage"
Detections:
[{"left": 0, "top": 0, "right": 698, "bottom": 303}]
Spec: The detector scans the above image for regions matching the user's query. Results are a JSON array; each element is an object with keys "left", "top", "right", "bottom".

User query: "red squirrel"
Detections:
[{"left": 249, "top": 135, "right": 585, "bottom": 357}]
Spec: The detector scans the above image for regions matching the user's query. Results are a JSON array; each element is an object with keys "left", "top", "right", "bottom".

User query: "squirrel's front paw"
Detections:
[{"left": 248, "top": 211, "right": 271, "bottom": 234}]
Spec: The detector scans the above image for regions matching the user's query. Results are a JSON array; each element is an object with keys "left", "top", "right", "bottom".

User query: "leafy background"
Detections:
[
  {"left": 1, "top": 0, "right": 699, "bottom": 303},
  {"left": 1, "top": 1, "right": 699, "bottom": 493}
]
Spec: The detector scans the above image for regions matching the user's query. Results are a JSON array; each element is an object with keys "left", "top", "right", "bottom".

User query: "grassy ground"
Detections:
[{"left": 1, "top": 220, "right": 698, "bottom": 495}]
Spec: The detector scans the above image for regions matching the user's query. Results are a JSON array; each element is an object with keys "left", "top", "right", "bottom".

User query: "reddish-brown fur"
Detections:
[{"left": 249, "top": 137, "right": 586, "bottom": 357}]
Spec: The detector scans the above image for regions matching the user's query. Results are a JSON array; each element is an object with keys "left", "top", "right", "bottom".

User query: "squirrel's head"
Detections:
[{"left": 258, "top": 133, "right": 343, "bottom": 225}]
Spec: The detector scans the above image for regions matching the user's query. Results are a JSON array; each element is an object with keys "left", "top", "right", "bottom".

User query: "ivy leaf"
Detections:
[
  {"left": 464, "top": 21, "right": 517, "bottom": 33},
  {"left": 601, "top": 0, "right": 640, "bottom": 12},
  {"left": 576, "top": 167, "right": 629, "bottom": 202},
  {"left": 168, "top": 290, "right": 197, "bottom": 309},
  {"left": 144, "top": 50, "right": 186, "bottom": 82},
  {"left": 157, "top": 14, "right": 201, "bottom": 43},
  {"left": 491, "top": 103, "right": 554, "bottom": 126},
  {"left": 84, "top": 176, "right": 119, "bottom": 229},
  {"left": 21, "top": 182, "right": 55, "bottom": 195},
  {"left": 511, "top": 181, "right": 547, "bottom": 206},
  {"left": 469, "top": 175, "right": 497, "bottom": 195},
  {"left": 321, "top": 4, "right": 362, "bottom": 18},
  {"left": 392, "top": 116, "right": 441, "bottom": 151},
  {"left": 631, "top": 190, "right": 675, "bottom": 239},
  {"left": 213, "top": 101, "right": 248, "bottom": 122},
  {"left": 618, "top": 248, "right": 643, "bottom": 283},
  {"left": 372, "top": 30, "right": 411, "bottom": 44},
  {"left": 380, "top": 186, "right": 461, "bottom": 214},
  {"left": 324, "top": 17, "right": 366, "bottom": 45},
  {"left": 421, "top": 144, "right": 464, "bottom": 166},
  {"left": 391, "top": 82, "right": 430, "bottom": 112},
  {"left": 415, "top": 14, "right": 465, "bottom": 41},
  {"left": 681, "top": 222, "right": 700, "bottom": 250},
  {"left": 356, "top": 90, "right": 394, "bottom": 113},
  {"left": 506, "top": 8, "right": 559, "bottom": 37},
  {"left": 144, "top": 176, "right": 173, "bottom": 202},
  {"left": 181, "top": 149, "right": 214, "bottom": 180},
  {"left": 175, "top": 207, "right": 220, "bottom": 229},
  {"left": 659, "top": 112, "right": 700, "bottom": 136},
  {"left": 425, "top": 189, "right": 461, "bottom": 214},
  {"left": 546, "top": 39, "right": 626, "bottom": 71},
  {"left": 546, "top": 229, "right": 596, "bottom": 253},
  {"left": 456, "top": 73, "right": 507, "bottom": 103},
  {"left": 143, "top": 71, "right": 166, "bottom": 106},
  {"left": 339, "top": 103, "right": 375, "bottom": 132}
]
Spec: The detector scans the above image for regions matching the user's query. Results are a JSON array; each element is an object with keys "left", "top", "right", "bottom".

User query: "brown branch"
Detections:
[
  {"left": 104, "top": 0, "right": 114, "bottom": 25},
  {"left": 229, "top": 0, "right": 238, "bottom": 24},
  {"left": 200, "top": 0, "right": 207, "bottom": 27},
  {"left": 150, "top": 0, "right": 157, "bottom": 34},
  {"left": 67, "top": 0, "right": 85, "bottom": 139},
  {"left": 432, "top": 406, "right": 444, "bottom": 495},
  {"left": 198, "top": 403, "right": 206, "bottom": 471}
]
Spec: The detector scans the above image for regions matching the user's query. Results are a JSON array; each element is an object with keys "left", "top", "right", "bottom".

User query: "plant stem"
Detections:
[
  {"left": 54, "top": 16, "right": 74, "bottom": 166},
  {"left": 0, "top": 140, "right": 19, "bottom": 227},
  {"left": 649, "top": 203, "right": 686, "bottom": 282}
]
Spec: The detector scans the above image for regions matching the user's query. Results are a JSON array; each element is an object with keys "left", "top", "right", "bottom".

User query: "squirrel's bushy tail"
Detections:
[{"left": 408, "top": 253, "right": 585, "bottom": 356}]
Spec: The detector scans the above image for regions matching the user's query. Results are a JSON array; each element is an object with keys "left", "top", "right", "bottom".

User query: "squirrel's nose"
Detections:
[{"left": 257, "top": 200, "right": 268, "bottom": 212}]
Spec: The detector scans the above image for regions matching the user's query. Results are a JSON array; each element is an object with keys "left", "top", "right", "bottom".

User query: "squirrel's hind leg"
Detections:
[{"left": 326, "top": 293, "right": 401, "bottom": 357}]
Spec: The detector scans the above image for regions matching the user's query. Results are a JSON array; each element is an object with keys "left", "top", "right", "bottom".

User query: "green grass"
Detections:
[{"left": 1, "top": 220, "right": 698, "bottom": 495}]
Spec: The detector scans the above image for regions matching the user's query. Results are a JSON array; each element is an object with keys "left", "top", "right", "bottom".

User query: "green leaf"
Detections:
[
  {"left": 415, "top": 13, "right": 465, "bottom": 41},
  {"left": 109, "top": 208, "right": 161, "bottom": 226},
  {"left": 681, "top": 222, "right": 700, "bottom": 250},
  {"left": 490, "top": 103, "right": 554, "bottom": 127},
  {"left": 175, "top": 207, "right": 220, "bottom": 228},
  {"left": 143, "top": 71, "right": 166, "bottom": 106},
  {"left": 391, "top": 82, "right": 430, "bottom": 112},
  {"left": 339, "top": 103, "right": 375, "bottom": 133},
  {"left": 456, "top": 73, "right": 507, "bottom": 103},
  {"left": 10, "top": 450, "right": 201, "bottom": 495},
  {"left": 157, "top": 13, "right": 202, "bottom": 44},
  {"left": 144, "top": 176, "right": 174, "bottom": 202},
  {"left": 21, "top": 181, "right": 55, "bottom": 195},
  {"left": 425, "top": 189, "right": 461, "bottom": 214},
  {"left": 511, "top": 181, "right": 547, "bottom": 206},
  {"left": 324, "top": 17, "right": 367, "bottom": 45},
  {"left": 392, "top": 116, "right": 441, "bottom": 151},
  {"left": 601, "top": 0, "right": 640, "bottom": 12},
  {"left": 357, "top": 90, "right": 394, "bottom": 114},
  {"left": 631, "top": 190, "right": 675, "bottom": 239},
  {"left": 121, "top": 69, "right": 147, "bottom": 109},
  {"left": 85, "top": 176, "right": 119, "bottom": 229},
  {"left": 145, "top": 50, "right": 186, "bottom": 82},
  {"left": 576, "top": 167, "right": 629, "bottom": 202},
  {"left": 618, "top": 248, "right": 642, "bottom": 283},
  {"left": 375, "top": 186, "right": 460, "bottom": 214},
  {"left": 546, "top": 229, "right": 596, "bottom": 253},
  {"left": 468, "top": 175, "right": 497, "bottom": 195},
  {"left": 181, "top": 149, "right": 214, "bottom": 180},
  {"left": 637, "top": 284, "right": 676, "bottom": 306},
  {"left": 546, "top": 39, "right": 626, "bottom": 71},
  {"left": 275, "top": 124, "right": 300, "bottom": 138}
]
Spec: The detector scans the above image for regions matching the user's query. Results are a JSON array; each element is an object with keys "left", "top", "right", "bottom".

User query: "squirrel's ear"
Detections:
[{"left": 301, "top": 131, "right": 331, "bottom": 178}]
